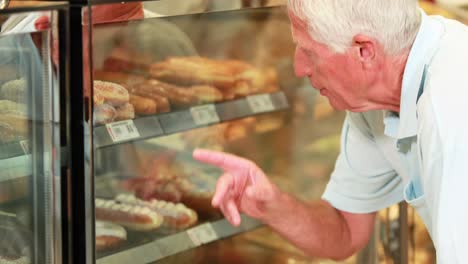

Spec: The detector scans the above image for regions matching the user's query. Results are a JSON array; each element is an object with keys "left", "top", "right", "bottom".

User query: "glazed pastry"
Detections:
[
  {"left": 116, "top": 194, "right": 198, "bottom": 230},
  {"left": 94, "top": 80, "right": 129, "bottom": 107},
  {"left": 95, "top": 198, "right": 163, "bottom": 231},
  {"left": 95, "top": 221, "right": 127, "bottom": 252}
]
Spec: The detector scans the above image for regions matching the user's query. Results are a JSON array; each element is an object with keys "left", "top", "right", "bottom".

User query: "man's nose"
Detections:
[{"left": 294, "top": 48, "right": 311, "bottom": 77}]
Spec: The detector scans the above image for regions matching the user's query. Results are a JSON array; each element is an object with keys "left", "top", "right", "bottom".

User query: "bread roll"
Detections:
[
  {"left": 94, "top": 104, "right": 116, "bottom": 125},
  {"left": 93, "top": 80, "right": 129, "bottom": 107},
  {"left": 133, "top": 80, "right": 196, "bottom": 107},
  {"left": 114, "top": 103, "right": 135, "bottom": 121},
  {"left": 190, "top": 85, "right": 223, "bottom": 103},
  {"left": 0, "top": 114, "right": 28, "bottom": 143},
  {"left": 129, "top": 95, "right": 157, "bottom": 115},
  {"left": 1, "top": 79, "right": 26, "bottom": 103},
  {"left": 130, "top": 91, "right": 170, "bottom": 113},
  {"left": 149, "top": 57, "right": 248, "bottom": 89},
  {"left": 149, "top": 57, "right": 280, "bottom": 98},
  {"left": 0, "top": 100, "right": 26, "bottom": 114}
]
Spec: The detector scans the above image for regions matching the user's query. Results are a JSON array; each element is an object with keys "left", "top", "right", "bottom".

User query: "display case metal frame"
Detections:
[
  {"left": 70, "top": 0, "right": 411, "bottom": 263},
  {"left": 0, "top": 2, "right": 70, "bottom": 263}
]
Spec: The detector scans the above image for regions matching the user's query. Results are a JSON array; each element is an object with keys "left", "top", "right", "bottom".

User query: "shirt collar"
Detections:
[{"left": 384, "top": 10, "right": 444, "bottom": 139}]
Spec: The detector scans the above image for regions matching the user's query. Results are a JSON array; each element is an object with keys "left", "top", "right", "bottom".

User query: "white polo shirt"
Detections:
[{"left": 322, "top": 11, "right": 468, "bottom": 263}]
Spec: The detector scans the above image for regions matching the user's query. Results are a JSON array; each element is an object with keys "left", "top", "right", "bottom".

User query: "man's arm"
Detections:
[
  {"left": 263, "top": 194, "right": 376, "bottom": 260},
  {"left": 193, "top": 149, "right": 375, "bottom": 261}
]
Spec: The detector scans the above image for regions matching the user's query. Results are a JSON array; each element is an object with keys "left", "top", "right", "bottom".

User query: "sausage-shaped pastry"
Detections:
[
  {"left": 95, "top": 198, "right": 163, "bottom": 231},
  {"left": 190, "top": 85, "right": 223, "bottom": 103},
  {"left": 134, "top": 80, "right": 197, "bottom": 107},
  {"left": 95, "top": 221, "right": 127, "bottom": 252},
  {"left": 129, "top": 95, "right": 157, "bottom": 115},
  {"left": 115, "top": 194, "right": 197, "bottom": 230},
  {"left": 129, "top": 91, "right": 170, "bottom": 113}
]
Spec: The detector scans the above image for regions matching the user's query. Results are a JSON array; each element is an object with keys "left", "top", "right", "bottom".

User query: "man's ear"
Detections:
[{"left": 352, "top": 34, "right": 379, "bottom": 69}]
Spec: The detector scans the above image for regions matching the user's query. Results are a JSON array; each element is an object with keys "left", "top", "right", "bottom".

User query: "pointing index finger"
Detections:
[{"left": 193, "top": 149, "right": 251, "bottom": 172}]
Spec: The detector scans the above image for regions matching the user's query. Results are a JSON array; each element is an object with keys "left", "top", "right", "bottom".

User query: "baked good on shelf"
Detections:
[
  {"left": 130, "top": 79, "right": 197, "bottom": 108},
  {"left": 180, "top": 123, "right": 228, "bottom": 151},
  {"left": 149, "top": 57, "right": 243, "bottom": 89},
  {"left": 0, "top": 256, "right": 30, "bottom": 264},
  {"left": 93, "top": 71, "right": 146, "bottom": 88},
  {"left": 93, "top": 104, "right": 116, "bottom": 125},
  {"left": 93, "top": 80, "right": 129, "bottom": 107},
  {"left": 0, "top": 122, "right": 17, "bottom": 144},
  {"left": 190, "top": 85, "right": 223, "bottom": 103},
  {"left": 102, "top": 47, "right": 151, "bottom": 73},
  {"left": 114, "top": 103, "right": 135, "bottom": 121},
  {"left": 129, "top": 92, "right": 170, "bottom": 113},
  {"left": 149, "top": 56, "right": 280, "bottom": 99},
  {"left": 129, "top": 95, "right": 158, "bottom": 115},
  {"left": 95, "top": 198, "right": 163, "bottom": 231},
  {"left": 116, "top": 194, "right": 198, "bottom": 230},
  {"left": 121, "top": 177, "right": 184, "bottom": 203},
  {"left": 0, "top": 114, "right": 28, "bottom": 142},
  {"left": 95, "top": 221, "right": 127, "bottom": 252},
  {"left": 0, "top": 79, "right": 26, "bottom": 103},
  {"left": 0, "top": 100, "right": 26, "bottom": 115}
]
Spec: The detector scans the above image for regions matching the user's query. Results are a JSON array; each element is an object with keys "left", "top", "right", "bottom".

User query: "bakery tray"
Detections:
[
  {"left": 96, "top": 214, "right": 262, "bottom": 264},
  {"left": 94, "top": 92, "right": 289, "bottom": 149}
]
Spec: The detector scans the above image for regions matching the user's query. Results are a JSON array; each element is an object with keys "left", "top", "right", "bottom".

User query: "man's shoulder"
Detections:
[
  {"left": 429, "top": 17, "right": 468, "bottom": 73},
  {"left": 425, "top": 18, "right": 468, "bottom": 103}
]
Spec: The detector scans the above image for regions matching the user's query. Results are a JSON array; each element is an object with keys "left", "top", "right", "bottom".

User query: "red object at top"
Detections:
[
  {"left": 83, "top": 2, "right": 144, "bottom": 25},
  {"left": 82, "top": 2, "right": 144, "bottom": 98}
]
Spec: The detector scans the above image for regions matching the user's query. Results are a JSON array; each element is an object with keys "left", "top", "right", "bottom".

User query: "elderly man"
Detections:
[{"left": 193, "top": 0, "right": 468, "bottom": 262}]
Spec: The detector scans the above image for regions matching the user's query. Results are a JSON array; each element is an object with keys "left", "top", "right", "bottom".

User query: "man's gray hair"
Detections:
[{"left": 287, "top": 0, "right": 421, "bottom": 54}]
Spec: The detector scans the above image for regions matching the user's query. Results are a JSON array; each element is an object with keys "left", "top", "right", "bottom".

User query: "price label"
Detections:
[
  {"left": 190, "top": 105, "right": 220, "bottom": 126},
  {"left": 186, "top": 223, "right": 217, "bottom": 246},
  {"left": 106, "top": 120, "right": 140, "bottom": 143},
  {"left": 19, "top": 140, "right": 30, "bottom": 154},
  {"left": 247, "top": 94, "right": 275, "bottom": 113}
]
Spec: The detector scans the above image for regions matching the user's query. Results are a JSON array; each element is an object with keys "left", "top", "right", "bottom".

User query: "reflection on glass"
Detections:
[
  {"left": 0, "top": 11, "right": 60, "bottom": 264},
  {"left": 0, "top": 0, "right": 10, "bottom": 10},
  {"left": 90, "top": 2, "right": 344, "bottom": 263}
]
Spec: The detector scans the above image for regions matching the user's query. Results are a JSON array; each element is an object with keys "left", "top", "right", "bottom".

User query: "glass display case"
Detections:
[
  {"left": 81, "top": 1, "right": 406, "bottom": 263},
  {"left": 0, "top": 1, "right": 68, "bottom": 263}
]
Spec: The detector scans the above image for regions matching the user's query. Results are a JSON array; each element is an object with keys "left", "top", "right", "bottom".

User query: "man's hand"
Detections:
[{"left": 193, "top": 149, "right": 280, "bottom": 226}]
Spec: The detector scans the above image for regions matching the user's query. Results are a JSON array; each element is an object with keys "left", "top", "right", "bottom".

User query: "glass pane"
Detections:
[
  {"left": 88, "top": 2, "right": 349, "bottom": 263},
  {"left": 0, "top": 10, "right": 61, "bottom": 263}
]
